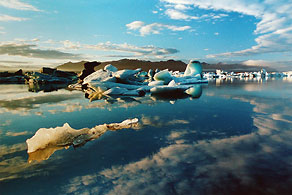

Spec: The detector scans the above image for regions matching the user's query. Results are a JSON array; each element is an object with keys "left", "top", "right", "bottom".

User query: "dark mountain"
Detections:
[{"left": 56, "top": 59, "right": 276, "bottom": 73}]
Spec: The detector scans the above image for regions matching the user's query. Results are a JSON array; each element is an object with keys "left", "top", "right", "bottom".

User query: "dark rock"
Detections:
[
  {"left": 40, "top": 67, "right": 56, "bottom": 75},
  {"left": 0, "top": 69, "right": 26, "bottom": 83},
  {"left": 40, "top": 67, "right": 77, "bottom": 78},
  {"left": 0, "top": 71, "right": 10, "bottom": 77},
  {"left": 79, "top": 61, "right": 101, "bottom": 81},
  {"left": 54, "top": 70, "right": 77, "bottom": 78},
  {"left": 14, "top": 69, "right": 23, "bottom": 76},
  {"left": 0, "top": 76, "right": 25, "bottom": 84}
]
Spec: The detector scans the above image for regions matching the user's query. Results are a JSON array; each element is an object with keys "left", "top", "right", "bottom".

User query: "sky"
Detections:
[{"left": 0, "top": 0, "right": 292, "bottom": 70}]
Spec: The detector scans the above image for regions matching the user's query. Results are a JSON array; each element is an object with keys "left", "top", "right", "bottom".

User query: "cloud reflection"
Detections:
[
  {"left": 63, "top": 124, "right": 292, "bottom": 194},
  {"left": 62, "top": 85, "right": 292, "bottom": 195}
]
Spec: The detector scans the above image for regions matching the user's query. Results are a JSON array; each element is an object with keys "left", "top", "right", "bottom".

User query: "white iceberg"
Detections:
[
  {"left": 83, "top": 69, "right": 112, "bottom": 84},
  {"left": 113, "top": 69, "right": 141, "bottom": 80},
  {"left": 154, "top": 69, "right": 172, "bottom": 84}
]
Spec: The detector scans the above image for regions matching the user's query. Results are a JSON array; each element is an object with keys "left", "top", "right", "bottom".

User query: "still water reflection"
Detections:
[{"left": 0, "top": 79, "right": 291, "bottom": 195}]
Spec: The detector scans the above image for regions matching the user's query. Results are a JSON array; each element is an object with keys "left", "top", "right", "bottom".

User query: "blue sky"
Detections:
[{"left": 0, "top": 0, "right": 292, "bottom": 70}]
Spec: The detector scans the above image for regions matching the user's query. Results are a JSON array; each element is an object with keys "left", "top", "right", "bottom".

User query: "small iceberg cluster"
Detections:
[{"left": 69, "top": 60, "right": 207, "bottom": 101}]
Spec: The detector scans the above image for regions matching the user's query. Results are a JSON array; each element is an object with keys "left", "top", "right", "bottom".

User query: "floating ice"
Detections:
[
  {"left": 184, "top": 60, "right": 202, "bottom": 78},
  {"left": 26, "top": 118, "right": 139, "bottom": 155},
  {"left": 83, "top": 69, "right": 112, "bottom": 84},
  {"left": 154, "top": 69, "right": 172, "bottom": 84},
  {"left": 113, "top": 69, "right": 141, "bottom": 80},
  {"left": 104, "top": 64, "right": 118, "bottom": 72},
  {"left": 68, "top": 60, "right": 208, "bottom": 101},
  {"left": 148, "top": 80, "right": 164, "bottom": 86}
]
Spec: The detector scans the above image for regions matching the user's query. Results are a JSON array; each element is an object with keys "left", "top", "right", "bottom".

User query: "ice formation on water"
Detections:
[
  {"left": 184, "top": 60, "right": 202, "bottom": 78},
  {"left": 26, "top": 118, "right": 139, "bottom": 161},
  {"left": 68, "top": 60, "right": 208, "bottom": 101},
  {"left": 154, "top": 69, "right": 173, "bottom": 84}
]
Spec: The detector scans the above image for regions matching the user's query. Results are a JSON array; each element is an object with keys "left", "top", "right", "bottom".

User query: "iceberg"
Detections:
[
  {"left": 83, "top": 69, "right": 112, "bottom": 84},
  {"left": 154, "top": 69, "right": 172, "bottom": 84},
  {"left": 183, "top": 60, "right": 202, "bottom": 78}
]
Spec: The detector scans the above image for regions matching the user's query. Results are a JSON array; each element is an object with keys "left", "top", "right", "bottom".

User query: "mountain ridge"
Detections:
[{"left": 56, "top": 59, "right": 276, "bottom": 72}]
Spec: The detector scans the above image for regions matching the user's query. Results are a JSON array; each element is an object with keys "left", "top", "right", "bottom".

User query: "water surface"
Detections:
[{"left": 0, "top": 79, "right": 291, "bottom": 195}]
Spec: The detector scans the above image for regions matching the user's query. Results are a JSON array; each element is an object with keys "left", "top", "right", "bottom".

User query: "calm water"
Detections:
[{"left": 0, "top": 78, "right": 291, "bottom": 195}]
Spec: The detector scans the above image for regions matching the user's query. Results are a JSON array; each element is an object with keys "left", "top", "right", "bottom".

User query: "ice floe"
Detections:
[{"left": 26, "top": 118, "right": 139, "bottom": 161}]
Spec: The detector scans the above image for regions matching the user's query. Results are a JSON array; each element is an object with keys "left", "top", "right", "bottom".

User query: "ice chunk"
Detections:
[
  {"left": 26, "top": 123, "right": 78, "bottom": 153},
  {"left": 148, "top": 69, "right": 154, "bottom": 78},
  {"left": 148, "top": 80, "right": 164, "bottom": 86},
  {"left": 103, "top": 87, "right": 129, "bottom": 95},
  {"left": 26, "top": 119, "right": 139, "bottom": 156},
  {"left": 104, "top": 64, "right": 118, "bottom": 72},
  {"left": 154, "top": 69, "right": 172, "bottom": 84},
  {"left": 167, "top": 80, "right": 177, "bottom": 87},
  {"left": 83, "top": 69, "right": 112, "bottom": 84},
  {"left": 113, "top": 69, "right": 141, "bottom": 80},
  {"left": 184, "top": 60, "right": 202, "bottom": 78}
]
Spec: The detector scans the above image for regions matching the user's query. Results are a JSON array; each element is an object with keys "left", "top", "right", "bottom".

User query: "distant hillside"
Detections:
[
  {"left": 56, "top": 59, "right": 276, "bottom": 73},
  {"left": 56, "top": 59, "right": 187, "bottom": 72}
]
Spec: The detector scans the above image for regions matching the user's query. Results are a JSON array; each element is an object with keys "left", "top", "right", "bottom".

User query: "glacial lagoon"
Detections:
[{"left": 0, "top": 78, "right": 291, "bottom": 195}]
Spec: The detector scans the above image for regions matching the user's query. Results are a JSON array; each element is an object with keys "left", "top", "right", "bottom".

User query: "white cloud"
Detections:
[
  {"left": 242, "top": 60, "right": 270, "bottom": 66},
  {"left": 61, "top": 40, "right": 81, "bottom": 50},
  {"left": 0, "top": 14, "right": 27, "bottom": 22},
  {"left": 126, "top": 21, "right": 191, "bottom": 36},
  {"left": 126, "top": 21, "right": 145, "bottom": 30},
  {"left": 165, "top": 9, "right": 198, "bottom": 20},
  {"left": 0, "top": 0, "right": 40, "bottom": 11},
  {"left": 0, "top": 40, "right": 81, "bottom": 60},
  {"left": 214, "top": 32, "right": 219, "bottom": 36},
  {"left": 241, "top": 59, "right": 292, "bottom": 70},
  {"left": 161, "top": 0, "right": 292, "bottom": 60},
  {"left": 165, "top": 9, "right": 229, "bottom": 21},
  {"left": 85, "top": 41, "right": 179, "bottom": 57},
  {"left": 0, "top": 38, "right": 181, "bottom": 67}
]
